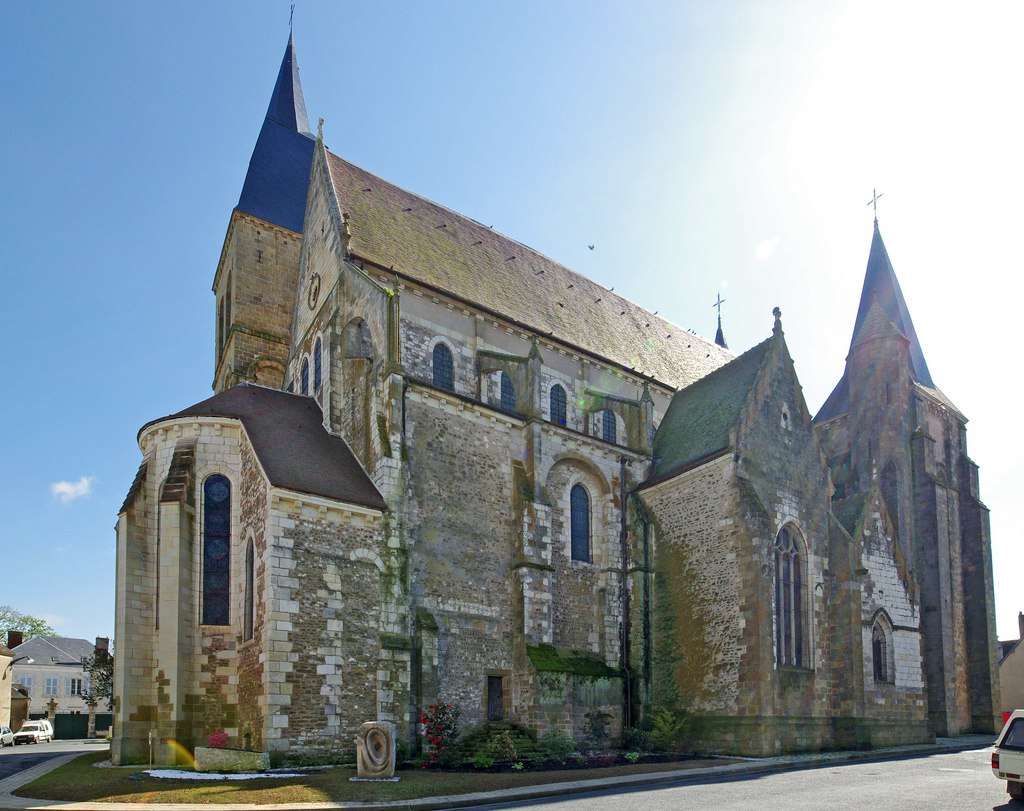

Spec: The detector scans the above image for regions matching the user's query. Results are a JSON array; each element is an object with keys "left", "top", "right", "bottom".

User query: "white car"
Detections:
[
  {"left": 993, "top": 709, "right": 1024, "bottom": 802},
  {"left": 0, "top": 726, "right": 13, "bottom": 746},
  {"left": 12, "top": 721, "right": 52, "bottom": 745}
]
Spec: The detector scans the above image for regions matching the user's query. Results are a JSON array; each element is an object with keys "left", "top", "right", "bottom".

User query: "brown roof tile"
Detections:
[{"left": 325, "top": 151, "right": 732, "bottom": 390}]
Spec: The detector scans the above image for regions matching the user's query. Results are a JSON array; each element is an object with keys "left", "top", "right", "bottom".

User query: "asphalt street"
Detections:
[
  {"left": 0, "top": 739, "right": 107, "bottom": 783},
  {"left": 463, "top": 748, "right": 1017, "bottom": 811}
]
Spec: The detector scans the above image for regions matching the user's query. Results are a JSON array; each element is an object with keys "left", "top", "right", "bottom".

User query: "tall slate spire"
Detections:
[
  {"left": 849, "top": 221, "right": 933, "bottom": 386},
  {"left": 236, "top": 35, "right": 316, "bottom": 234},
  {"left": 714, "top": 313, "right": 728, "bottom": 349},
  {"left": 815, "top": 221, "right": 934, "bottom": 423},
  {"left": 266, "top": 33, "right": 312, "bottom": 135}
]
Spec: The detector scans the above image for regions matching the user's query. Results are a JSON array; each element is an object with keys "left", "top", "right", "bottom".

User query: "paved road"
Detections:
[
  {"left": 464, "top": 748, "right": 1017, "bottom": 811},
  {"left": 0, "top": 739, "right": 107, "bottom": 783}
]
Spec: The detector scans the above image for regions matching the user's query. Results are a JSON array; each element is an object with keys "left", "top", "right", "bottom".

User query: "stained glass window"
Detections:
[
  {"left": 500, "top": 372, "right": 516, "bottom": 412},
  {"left": 570, "top": 484, "right": 590, "bottom": 562},
  {"left": 774, "top": 527, "right": 804, "bottom": 666},
  {"left": 314, "top": 337, "right": 322, "bottom": 391},
  {"left": 550, "top": 384, "right": 567, "bottom": 427},
  {"left": 433, "top": 343, "right": 454, "bottom": 390},
  {"left": 301, "top": 358, "right": 309, "bottom": 395},
  {"left": 872, "top": 623, "right": 889, "bottom": 683},
  {"left": 601, "top": 410, "right": 617, "bottom": 443},
  {"left": 202, "top": 475, "right": 231, "bottom": 626},
  {"left": 243, "top": 539, "right": 255, "bottom": 642}
]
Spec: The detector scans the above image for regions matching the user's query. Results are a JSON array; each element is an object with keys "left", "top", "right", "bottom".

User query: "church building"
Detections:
[{"left": 111, "top": 36, "right": 1001, "bottom": 764}]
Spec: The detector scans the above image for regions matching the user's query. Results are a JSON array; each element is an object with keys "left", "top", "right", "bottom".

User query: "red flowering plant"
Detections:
[
  {"left": 419, "top": 701, "right": 460, "bottom": 768},
  {"left": 207, "top": 731, "right": 230, "bottom": 749}
]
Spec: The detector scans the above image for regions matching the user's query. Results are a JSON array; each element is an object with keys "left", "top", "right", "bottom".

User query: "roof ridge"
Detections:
[{"left": 325, "top": 151, "right": 724, "bottom": 357}]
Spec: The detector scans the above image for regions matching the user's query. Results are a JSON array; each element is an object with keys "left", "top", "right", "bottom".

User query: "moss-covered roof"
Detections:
[
  {"left": 648, "top": 337, "right": 772, "bottom": 481},
  {"left": 325, "top": 151, "right": 732, "bottom": 390}
]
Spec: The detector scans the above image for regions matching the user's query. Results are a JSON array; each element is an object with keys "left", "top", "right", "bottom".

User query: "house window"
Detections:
[
  {"left": 550, "top": 384, "right": 567, "bottom": 427},
  {"left": 314, "top": 338, "right": 323, "bottom": 391},
  {"left": 45, "top": 677, "right": 58, "bottom": 696},
  {"left": 243, "top": 539, "right": 255, "bottom": 642},
  {"left": 500, "top": 372, "right": 516, "bottom": 412},
  {"left": 17, "top": 676, "right": 32, "bottom": 694},
  {"left": 570, "top": 484, "right": 590, "bottom": 562},
  {"left": 301, "top": 358, "right": 310, "bottom": 395},
  {"left": 601, "top": 409, "right": 617, "bottom": 443},
  {"left": 202, "top": 475, "right": 231, "bottom": 625},
  {"left": 774, "top": 526, "right": 805, "bottom": 667},
  {"left": 432, "top": 343, "right": 454, "bottom": 390},
  {"left": 66, "top": 677, "right": 84, "bottom": 696}
]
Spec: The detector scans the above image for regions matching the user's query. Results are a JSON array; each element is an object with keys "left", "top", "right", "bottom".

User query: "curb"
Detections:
[{"left": 0, "top": 736, "right": 996, "bottom": 811}]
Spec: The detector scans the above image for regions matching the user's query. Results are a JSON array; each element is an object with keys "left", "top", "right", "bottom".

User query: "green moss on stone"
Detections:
[{"left": 527, "top": 644, "right": 618, "bottom": 678}]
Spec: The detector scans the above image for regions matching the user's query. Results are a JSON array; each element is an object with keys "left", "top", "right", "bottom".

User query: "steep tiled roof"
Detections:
[
  {"left": 325, "top": 151, "right": 732, "bottom": 390},
  {"left": 151, "top": 385, "right": 387, "bottom": 512},
  {"left": 648, "top": 336, "right": 772, "bottom": 482}
]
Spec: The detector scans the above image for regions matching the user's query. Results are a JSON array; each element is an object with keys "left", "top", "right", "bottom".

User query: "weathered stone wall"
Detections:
[
  {"left": 262, "top": 494, "right": 393, "bottom": 756},
  {"left": 214, "top": 211, "right": 301, "bottom": 392}
]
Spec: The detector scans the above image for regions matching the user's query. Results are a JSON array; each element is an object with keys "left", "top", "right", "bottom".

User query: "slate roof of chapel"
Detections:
[
  {"left": 324, "top": 151, "right": 733, "bottom": 390},
  {"left": 154, "top": 385, "right": 387, "bottom": 512},
  {"left": 648, "top": 335, "right": 773, "bottom": 483}
]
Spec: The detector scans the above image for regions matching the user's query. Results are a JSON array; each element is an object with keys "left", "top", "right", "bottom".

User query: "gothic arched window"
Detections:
[
  {"left": 314, "top": 337, "right": 323, "bottom": 391},
  {"left": 301, "top": 358, "right": 310, "bottom": 395},
  {"left": 601, "top": 410, "right": 617, "bottom": 444},
  {"left": 500, "top": 372, "right": 516, "bottom": 412},
  {"left": 550, "top": 384, "right": 567, "bottom": 427},
  {"left": 243, "top": 538, "right": 255, "bottom": 642},
  {"left": 202, "top": 475, "right": 231, "bottom": 626},
  {"left": 774, "top": 526, "right": 805, "bottom": 667},
  {"left": 872, "top": 618, "right": 893, "bottom": 683},
  {"left": 433, "top": 343, "right": 454, "bottom": 390},
  {"left": 570, "top": 484, "right": 591, "bottom": 562}
]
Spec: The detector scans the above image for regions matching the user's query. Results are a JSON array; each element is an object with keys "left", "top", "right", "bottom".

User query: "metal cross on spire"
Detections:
[
  {"left": 713, "top": 293, "right": 727, "bottom": 316},
  {"left": 867, "top": 188, "right": 884, "bottom": 223},
  {"left": 289, "top": 3, "right": 295, "bottom": 31}
]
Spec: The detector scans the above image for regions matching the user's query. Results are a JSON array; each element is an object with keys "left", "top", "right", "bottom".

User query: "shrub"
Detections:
[
  {"left": 472, "top": 753, "right": 494, "bottom": 770},
  {"left": 206, "top": 731, "right": 229, "bottom": 749},
  {"left": 649, "top": 709, "right": 689, "bottom": 753},
  {"left": 420, "top": 701, "right": 461, "bottom": 768},
  {"left": 539, "top": 728, "right": 577, "bottom": 760},
  {"left": 583, "top": 710, "right": 612, "bottom": 748},
  {"left": 511, "top": 761, "right": 525, "bottom": 771},
  {"left": 487, "top": 730, "right": 517, "bottom": 762},
  {"left": 621, "top": 727, "right": 653, "bottom": 752},
  {"left": 624, "top": 751, "right": 640, "bottom": 763}
]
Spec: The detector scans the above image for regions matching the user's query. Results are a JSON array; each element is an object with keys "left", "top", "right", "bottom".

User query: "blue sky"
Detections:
[{"left": 2, "top": 1, "right": 1022, "bottom": 643}]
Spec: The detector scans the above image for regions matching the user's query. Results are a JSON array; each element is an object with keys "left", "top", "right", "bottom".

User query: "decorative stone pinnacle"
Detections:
[
  {"left": 772, "top": 306, "right": 782, "bottom": 333},
  {"left": 317, "top": 117, "right": 324, "bottom": 140}
]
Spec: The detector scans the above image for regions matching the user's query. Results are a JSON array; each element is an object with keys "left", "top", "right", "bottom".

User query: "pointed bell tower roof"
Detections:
[
  {"left": 266, "top": 33, "right": 312, "bottom": 135},
  {"left": 236, "top": 34, "right": 316, "bottom": 234},
  {"left": 714, "top": 313, "right": 728, "bottom": 349},
  {"left": 850, "top": 221, "right": 932, "bottom": 385},
  {"left": 815, "top": 221, "right": 936, "bottom": 423}
]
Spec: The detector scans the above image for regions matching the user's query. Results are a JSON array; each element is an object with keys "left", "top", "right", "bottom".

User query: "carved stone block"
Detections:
[{"left": 355, "top": 720, "right": 396, "bottom": 779}]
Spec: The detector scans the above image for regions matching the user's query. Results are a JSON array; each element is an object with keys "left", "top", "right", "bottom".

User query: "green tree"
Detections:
[
  {"left": 81, "top": 646, "right": 114, "bottom": 738},
  {"left": 0, "top": 606, "right": 56, "bottom": 646}
]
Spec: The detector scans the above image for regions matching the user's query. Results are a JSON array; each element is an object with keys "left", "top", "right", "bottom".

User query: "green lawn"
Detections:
[{"left": 16, "top": 752, "right": 727, "bottom": 805}]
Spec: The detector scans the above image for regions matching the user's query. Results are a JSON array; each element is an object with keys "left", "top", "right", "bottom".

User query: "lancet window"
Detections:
[
  {"left": 570, "top": 484, "right": 591, "bottom": 562},
  {"left": 774, "top": 526, "right": 805, "bottom": 667},
  {"left": 201, "top": 475, "right": 231, "bottom": 626},
  {"left": 433, "top": 342, "right": 454, "bottom": 390}
]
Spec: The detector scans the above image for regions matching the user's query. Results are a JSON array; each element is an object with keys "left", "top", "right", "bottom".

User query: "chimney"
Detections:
[
  {"left": 7, "top": 630, "right": 23, "bottom": 649},
  {"left": 1018, "top": 611, "right": 1023, "bottom": 640},
  {"left": 95, "top": 637, "right": 109, "bottom": 655}
]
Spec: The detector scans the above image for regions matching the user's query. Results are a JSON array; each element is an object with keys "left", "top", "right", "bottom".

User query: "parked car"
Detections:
[
  {"left": 992, "top": 709, "right": 1024, "bottom": 802},
  {"left": 0, "top": 726, "right": 13, "bottom": 746},
  {"left": 13, "top": 720, "right": 53, "bottom": 745}
]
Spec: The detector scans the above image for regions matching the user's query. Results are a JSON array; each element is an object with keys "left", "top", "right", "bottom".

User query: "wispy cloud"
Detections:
[
  {"left": 50, "top": 476, "right": 95, "bottom": 504},
  {"left": 755, "top": 237, "right": 780, "bottom": 262}
]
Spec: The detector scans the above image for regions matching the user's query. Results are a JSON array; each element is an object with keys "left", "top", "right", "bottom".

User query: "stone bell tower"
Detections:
[{"left": 211, "top": 34, "right": 315, "bottom": 392}]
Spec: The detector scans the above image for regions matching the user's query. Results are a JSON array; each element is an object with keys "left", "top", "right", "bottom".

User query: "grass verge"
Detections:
[{"left": 16, "top": 751, "right": 729, "bottom": 805}]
